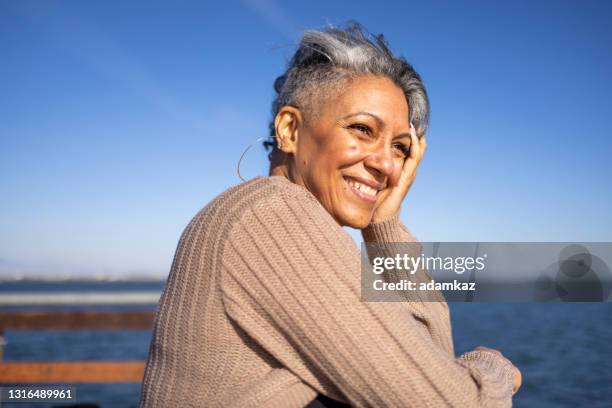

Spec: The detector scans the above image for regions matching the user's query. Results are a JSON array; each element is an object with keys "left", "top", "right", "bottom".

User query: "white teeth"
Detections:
[{"left": 346, "top": 178, "right": 377, "bottom": 196}]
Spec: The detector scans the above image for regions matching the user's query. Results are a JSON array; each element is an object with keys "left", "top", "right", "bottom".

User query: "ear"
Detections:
[{"left": 274, "top": 106, "right": 303, "bottom": 154}]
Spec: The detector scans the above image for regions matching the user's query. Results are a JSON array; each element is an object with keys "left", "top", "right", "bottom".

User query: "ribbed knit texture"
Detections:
[{"left": 138, "top": 176, "right": 515, "bottom": 407}]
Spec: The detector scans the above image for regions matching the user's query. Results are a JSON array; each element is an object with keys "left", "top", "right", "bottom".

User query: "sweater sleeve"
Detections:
[
  {"left": 362, "top": 215, "right": 516, "bottom": 401},
  {"left": 220, "top": 186, "right": 515, "bottom": 407},
  {"left": 361, "top": 213, "right": 418, "bottom": 244},
  {"left": 362, "top": 215, "right": 453, "bottom": 352},
  {"left": 362, "top": 214, "right": 449, "bottom": 307}
]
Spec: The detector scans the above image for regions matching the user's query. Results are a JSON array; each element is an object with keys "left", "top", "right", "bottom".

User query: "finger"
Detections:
[
  {"left": 397, "top": 123, "right": 422, "bottom": 189},
  {"left": 419, "top": 135, "right": 427, "bottom": 161},
  {"left": 409, "top": 122, "right": 421, "bottom": 161},
  {"left": 404, "top": 123, "right": 420, "bottom": 167},
  {"left": 401, "top": 124, "right": 420, "bottom": 178},
  {"left": 512, "top": 367, "right": 522, "bottom": 394}
]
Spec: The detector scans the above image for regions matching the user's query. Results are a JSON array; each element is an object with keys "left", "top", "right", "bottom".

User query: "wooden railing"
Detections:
[{"left": 0, "top": 310, "right": 156, "bottom": 384}]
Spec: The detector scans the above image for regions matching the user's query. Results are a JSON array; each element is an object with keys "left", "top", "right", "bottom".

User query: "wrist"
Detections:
[
  {"left": 370, "top": 210, "right": 400, "bottom": 225},
  {"left": 362, "top": 213, "right": 413, "bottom": 243}
]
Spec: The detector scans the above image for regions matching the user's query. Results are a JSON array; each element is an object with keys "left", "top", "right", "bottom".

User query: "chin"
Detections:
[{"left": 336, "top": 208, "right": 373, "bottom": 229}]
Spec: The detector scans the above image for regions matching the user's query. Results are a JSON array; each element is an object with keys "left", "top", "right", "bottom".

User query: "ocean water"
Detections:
[
  {"left": 451, "top": 302, "right": 612, "bottom": 407},
  {"left": 1, "top": 282, "right": 611, "bottom": 407}
]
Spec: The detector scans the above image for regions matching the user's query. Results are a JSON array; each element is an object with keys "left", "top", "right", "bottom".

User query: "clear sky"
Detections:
[{"left": 1, "top": 0, "right": 611, "bottom": 278}]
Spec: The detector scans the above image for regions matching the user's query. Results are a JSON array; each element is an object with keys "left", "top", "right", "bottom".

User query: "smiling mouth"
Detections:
[{"left": 343, "top": 176, "right": 381, "bottom": 203}]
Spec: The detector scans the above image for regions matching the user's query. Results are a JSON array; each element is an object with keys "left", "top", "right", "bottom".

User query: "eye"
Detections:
[
  {"left": 348, "top": 123, "right": 373, "bottom": 136},
  {"left": 393, "top": 142, "right": 410, "bottom": 158}
]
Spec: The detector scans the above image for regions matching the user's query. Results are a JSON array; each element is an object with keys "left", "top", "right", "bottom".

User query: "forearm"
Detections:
[
  {"left": 363, "top": 215, "right": 514, "bottom": 405},
  {"left": 361, "top": 215, "right": 445, "bottom": 304}
]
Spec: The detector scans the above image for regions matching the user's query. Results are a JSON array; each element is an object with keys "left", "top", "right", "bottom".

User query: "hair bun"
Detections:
[{"left": 273, "top": 74, "right": 286, "bottom": 94}]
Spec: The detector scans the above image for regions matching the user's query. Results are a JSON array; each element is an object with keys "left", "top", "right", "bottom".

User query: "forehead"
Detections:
[{"left": 327, "top": 75, "right": 410, "bottom": 126}]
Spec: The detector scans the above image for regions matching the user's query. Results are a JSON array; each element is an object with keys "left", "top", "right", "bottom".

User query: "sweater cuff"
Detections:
[
  {"left": 361, "top": 214, "right": 417, "bottom": 243},
  {"left": 458, "top": 350, "right": 516, "bottom": 398}
]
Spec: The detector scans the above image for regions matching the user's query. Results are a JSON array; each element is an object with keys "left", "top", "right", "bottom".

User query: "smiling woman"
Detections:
[
  {"left": 138, "top": 22, "right": 520, "bottom": 407},
  {"left": 265, "top": 25, "right": 429, "bottom": 229}
]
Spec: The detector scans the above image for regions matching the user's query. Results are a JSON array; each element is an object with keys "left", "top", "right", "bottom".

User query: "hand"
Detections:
[
  {"left": 475, "top": 346, "right": 522, "bottom": 395},
  {"left": 370, "top": 123, "right": 427, "bottom": 223}
]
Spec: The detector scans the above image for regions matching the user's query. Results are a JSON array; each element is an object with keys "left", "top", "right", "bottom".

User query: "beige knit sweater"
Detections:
[{"left": 138, "top": 176, "right": 515, "bottom": 407}]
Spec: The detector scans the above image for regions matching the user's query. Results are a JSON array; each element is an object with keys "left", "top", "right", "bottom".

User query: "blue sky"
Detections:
[{"left": 1, "top": 0, "right": 611, "bottom": 278}]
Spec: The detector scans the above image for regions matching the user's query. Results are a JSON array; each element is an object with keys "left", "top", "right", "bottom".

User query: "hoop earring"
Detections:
[{"left": 237, "top": 135, "right": 276, "bottom": 182}]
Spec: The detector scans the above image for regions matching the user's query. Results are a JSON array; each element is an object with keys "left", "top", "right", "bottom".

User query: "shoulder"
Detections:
[
  {"left": 220, "top": 177, "right": 360, "bottom": 275},
  {"left": 208, "top": 176, "right": 322, "bottom": 219},
  {"left": 187, "top": 176, "right": 335, "bottom": 238},
  {"left": 210, "top": 176, "right": 349, "bottom": 245}
]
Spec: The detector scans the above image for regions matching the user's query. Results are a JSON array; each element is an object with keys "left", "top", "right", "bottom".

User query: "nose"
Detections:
[{"left": 363, "top": 144, "right": 395, "bottom": 179}]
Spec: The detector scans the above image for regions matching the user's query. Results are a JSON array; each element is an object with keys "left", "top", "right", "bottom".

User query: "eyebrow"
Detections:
[{"left": 341, "top": 111, "right": 413, "bottom": 139}]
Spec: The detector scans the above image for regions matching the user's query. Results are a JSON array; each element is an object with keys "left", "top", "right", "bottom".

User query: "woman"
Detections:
[{"left": 138, "top": 23, "right": 521, "bottom": 407}]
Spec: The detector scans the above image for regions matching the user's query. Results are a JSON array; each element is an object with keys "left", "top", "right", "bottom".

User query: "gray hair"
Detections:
[{"left": 264, "top": 21, "right": 429, "bottom": 159}]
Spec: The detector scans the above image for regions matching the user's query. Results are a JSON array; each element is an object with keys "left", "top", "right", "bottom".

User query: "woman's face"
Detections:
[{"left": 285, "top": 75, "right": 413, "bottom": 228}]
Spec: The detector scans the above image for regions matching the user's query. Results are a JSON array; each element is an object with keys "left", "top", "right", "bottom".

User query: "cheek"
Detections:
[
  {"left": 303, "top": 132, "right": 356, "bottom": 166},
  {"left": 328, "top": 137, "right": 362, "bottom": 168}
]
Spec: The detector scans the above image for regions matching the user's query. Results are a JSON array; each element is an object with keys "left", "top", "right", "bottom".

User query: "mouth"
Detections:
[{"left": 343, "top": 175, "right": 382, "bottom": 204}]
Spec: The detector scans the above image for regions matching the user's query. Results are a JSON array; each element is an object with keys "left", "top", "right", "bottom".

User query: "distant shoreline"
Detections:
[{"left": 0, "top": 276, "right": 167, "bottom": 283}]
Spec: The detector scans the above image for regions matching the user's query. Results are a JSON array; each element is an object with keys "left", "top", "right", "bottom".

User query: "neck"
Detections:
[
  {"left": 269, "top": 150, "right": 292, "bottom": 180},
  {"left": 269, "top": 164, "right": 289, "bottom": 178}
]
